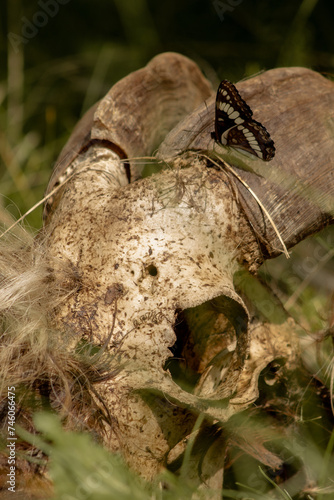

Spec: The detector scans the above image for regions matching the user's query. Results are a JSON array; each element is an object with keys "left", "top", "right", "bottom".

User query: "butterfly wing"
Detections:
[
  {"left": 214, "top": 80, "right": 253, "bottom": 140},
  {"left": 213, "top": 80, "right": 275, "bottom": 162},
  {"left": 226, "top": 120, "right": 275, "bottom": 161}
]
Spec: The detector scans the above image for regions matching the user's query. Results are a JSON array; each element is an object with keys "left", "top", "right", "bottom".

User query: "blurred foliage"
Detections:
[
  {"left": 260, "top": 225, "right": 334, "bottom": 332},
  {"left": 17, "top": 412, "right": 204, "bottom": 500},
  {"left": 16, "top": 405, "right": 334, "bottom": 499}
]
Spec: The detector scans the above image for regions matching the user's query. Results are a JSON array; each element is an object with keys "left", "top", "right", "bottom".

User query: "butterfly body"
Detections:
[{"left": 212, "top": 80, "right": 275, "bottom": 161}]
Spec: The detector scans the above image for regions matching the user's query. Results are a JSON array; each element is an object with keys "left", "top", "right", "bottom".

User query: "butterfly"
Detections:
[{"left": 211, "top": 80, "right": 275, "bottom": 161}]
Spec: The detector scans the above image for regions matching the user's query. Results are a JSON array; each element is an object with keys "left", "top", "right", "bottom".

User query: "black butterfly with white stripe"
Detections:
[{"left": 211, "top": 80, "right": 275, "bottom": 161}]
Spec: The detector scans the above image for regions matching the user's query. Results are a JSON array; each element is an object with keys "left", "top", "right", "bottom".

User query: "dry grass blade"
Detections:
[
  {"left": 201, "top": 152, "right": 290, "bottom": 259},
  {"left": 0, "top": 178, "right": 73, "bottom": 239}
]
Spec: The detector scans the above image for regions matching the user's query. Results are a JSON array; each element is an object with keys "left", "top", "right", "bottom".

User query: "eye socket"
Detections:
[{"left": 146, "top": 264, "right": 158, "bottom": 277}]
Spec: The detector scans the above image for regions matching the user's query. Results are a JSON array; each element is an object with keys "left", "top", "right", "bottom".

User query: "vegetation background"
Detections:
[{"left": 0, "top": 0, "right": 333, "bottom": 498}]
